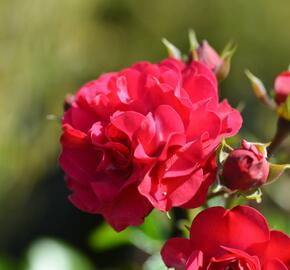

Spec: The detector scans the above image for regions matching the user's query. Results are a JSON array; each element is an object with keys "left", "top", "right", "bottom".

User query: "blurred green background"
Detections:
[{"left": 0, "top": 0, "right": 290, "bottom": 269}]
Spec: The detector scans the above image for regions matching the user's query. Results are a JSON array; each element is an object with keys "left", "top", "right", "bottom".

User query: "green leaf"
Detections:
[
  {"left": 138, "top": 210, "right": 171, "bottom": 241},
  {"left": 143, "top": 253, "right": 166, "bottom": 270},
  {"left": 128, "top": 210, "right": 171, "bottom": 254},
  {"left": 0, "top": 256, "right": 17, "bottom": 270},
  {"left": 266, "top": 163, "right": 290, "bottom": 184},
  {"left": 89, "top": 210, "right": 171, "bottom": 254},
  {"left": 89, "top": 223, "right": 131, "bottom": 251}
]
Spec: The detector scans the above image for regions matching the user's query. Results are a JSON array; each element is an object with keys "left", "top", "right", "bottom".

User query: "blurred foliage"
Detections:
[
  {"left": 25, "top": 239, "right": 95, "bottom": 270},
  {"left": 0, "top": 0, "right": 290, "bottom": 269},
  {"left": 89, "top": 210, "right": 171, "bottom": 254}
]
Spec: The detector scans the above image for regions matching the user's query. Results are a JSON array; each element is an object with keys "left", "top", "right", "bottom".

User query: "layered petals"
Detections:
[
  {"left": 59, "top": 58, "right": 242, "bottom": 230},
  {"left": 161, "top": 206, "right": 290, "bottom": 270}
]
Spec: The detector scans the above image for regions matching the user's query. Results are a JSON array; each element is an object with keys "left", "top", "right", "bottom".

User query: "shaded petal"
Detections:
[
  {"left": 59, "top": 147, "right": 102, "bottom": 183},
  {"left": 216, "top": 100, "right": 243, "bottom": 138},
  {"left": 264, "top": 259, "right": 288, "bottom": 270},
  {"left": 138, "top": 164, "right": 203, "bottom": 212},
  {"left": 66, "top": 177, "right": 101, "bottom": 213},
  {"left": 181, "top": 152, "right": 217, "bottom": 209},
  {"left": 161, "top": 238, "right": 193, "bottom": 268},
  {"left": 103, "top": 183, "right": 153, "bottom": 232},
  {"left": 60, "top": 123, "right": 88, "bottom": 148}
]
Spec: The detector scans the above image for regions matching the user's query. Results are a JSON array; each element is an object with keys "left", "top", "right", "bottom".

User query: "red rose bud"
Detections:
[
  {"left": 188, "top": 30, "right": 235, "bottom": 81},
  {"left": 196, "top": 41, "right": 236, "bottom": 81},
  {"left": 197, "top": 40, "right": 223, "bottom": 72},
  {"left": 222, "top": 140, "right": 269, "bottom": 191},
  {"left": 274, "top": 71, "right": 290, "bottom": 105}
]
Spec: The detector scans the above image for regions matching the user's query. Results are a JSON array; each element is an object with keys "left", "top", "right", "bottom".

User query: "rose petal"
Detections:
[
  {"left": 103, "top": 183, "right": 153, "bottom": 231},
  {"left": 186, "top": 250, "right": 204, "bottom": 270},
  {"left": 110, "top": 111, "right": 145, "bottom": 140},
  {"left": 190, "top": 205, "right": 270, "bottom": 257},
  {"left": 161, "top": 238, "right": 193, "bottom": 268},
  {"left": 264, "top": 258, "right": 288, "bottom": 270}
]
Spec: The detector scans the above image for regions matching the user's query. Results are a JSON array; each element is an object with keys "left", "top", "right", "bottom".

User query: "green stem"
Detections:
[
  {"left": 268, "top": 117, "right": 290, "bottom": 157},
  {"left": 207, "top": 190, "right": 226, "bottom": 201},
  {"left": 225, "top": 194, "right": 237, "bottom": 209}
]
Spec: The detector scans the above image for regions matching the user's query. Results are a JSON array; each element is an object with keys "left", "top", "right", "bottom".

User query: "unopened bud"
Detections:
[
  {"left": 222, "top": 140, "right": 269, "bottom": 191},
  {"left": 162, "top": 38, "right": 181, "bottom": 59},
  {"left": 274, "top": 70, "right": 290, "bottom": 105},
  {"left": 245, "top": 70, "right": 276, "bottom": 110}
]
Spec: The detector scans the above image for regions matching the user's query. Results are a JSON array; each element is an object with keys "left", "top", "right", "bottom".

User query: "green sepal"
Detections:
[
  {"left": 242, "top": 188, "right": 263, "bottom": 204},
  {"left": 252, "top": 141, "right": 270, "bottom": 157},
  {"left": 161, "top": 38, "right": 181, "bottom": 59},
  {"left": 217, "top": 139, "right": 233, "bottom": 164},
  {"left": 245, "top": 70, "right": 267, "bottom": 98},
  {"left": 266, "top": 163, "right": 290, "bottom": 185},
  {"left": 188, "top": 29, "right": 199, "bottom": 60},
  {"left": 277, "top": 95, "right": 290, "bottom": 121},
  {"left": 216, "top": 42, "right": 237, "bottom": 81}
]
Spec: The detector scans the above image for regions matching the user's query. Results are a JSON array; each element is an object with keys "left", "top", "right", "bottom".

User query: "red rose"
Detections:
[
  {"left": 222, "top": 140, "right": 269, "bottom": 191},
  {"left": 161, "top": 205, "right": 290, "bottom": 270},
  {"left": 275, "top": 71, "right": 290, "bottom": 105},
  {"left": 59, "top": 58, "right": 242, "bottom": 231}
]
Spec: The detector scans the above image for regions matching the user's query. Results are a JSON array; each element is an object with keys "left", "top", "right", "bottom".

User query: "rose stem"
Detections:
[{"left": 268, "top": 117, "right": 290, "bottom": 157}]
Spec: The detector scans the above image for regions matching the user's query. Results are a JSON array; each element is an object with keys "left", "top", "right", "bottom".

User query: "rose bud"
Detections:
[
  {"left": 222, "top": 140, "right": 269, "bottom": 191},
  {"left": 274, "top": 71, "right": 290, "bottom": 105},
  {"left": 196, "top": 40, "right": 223, "bottom": 72},
  {"left": 195, "top": 40, "right": 235, "bottom": 81},
  {"left": 188, "top": 30, "right": 236, "bottom": 81}
]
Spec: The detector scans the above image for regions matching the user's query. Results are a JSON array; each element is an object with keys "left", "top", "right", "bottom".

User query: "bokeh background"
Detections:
[{"left": 1, "top": 0, "right": 290, "bottom": 269}]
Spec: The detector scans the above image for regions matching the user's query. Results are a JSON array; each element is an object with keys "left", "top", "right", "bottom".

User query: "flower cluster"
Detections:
[{"left": 58, "top": 32, "right": 290, "bottom": 269}]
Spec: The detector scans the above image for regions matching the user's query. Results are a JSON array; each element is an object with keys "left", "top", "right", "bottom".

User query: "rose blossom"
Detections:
[
  {"left": 222, "top": 140, "right": 269, "bottom": 191},
  {"left": 59, "top": 58, "right": 242, "bottom": 231},
  {"left": 161, "top": 205, "right": 290, "bottom": 270},
  {"left": 274, "top": 71, "right": 290, "bottom": 105}
]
